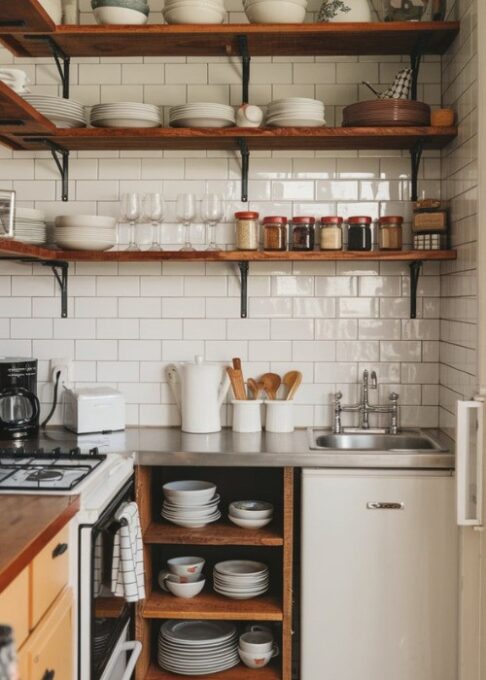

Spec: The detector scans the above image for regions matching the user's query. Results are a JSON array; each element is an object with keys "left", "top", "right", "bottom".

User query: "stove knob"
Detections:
[
  {"left": 70, "top": 447, "right": 81, "bottom": 456},
  {"left": 52, "top": 447, "right": 61, "bottom": 456},
  {"left": 89, "top": 447, "right": 99, "bottom": 456}
]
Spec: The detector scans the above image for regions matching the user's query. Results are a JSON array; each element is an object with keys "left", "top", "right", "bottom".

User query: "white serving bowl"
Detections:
[
  {"left": 167, "top": 556, "right": 206, "bottom": 576},
  {"left": 245, "top": 1, "right": 306, "bottom": 23},
  {"left": 166, "top": 576, "right": 206, "bottom": 599},
  {"left": 55, "top": 214, "right": 116, "bottom": 229},
  {"left": 229, "top": 500, "right": 274, "bottom": 519},
  {"left": 228, "top": 515, "right": 273, "bottom": 529},
  {"left": 92, "top": 118, "right": 160, "bottom": 128},
  {"left": 163, "top": 6, "right": 225, "bottom": 23},
  {"left": 162, "top": 480, "right": 217, "bottom": 506},
  {"left": 94, "top": 6, "right": 148, "bottom": 24}
]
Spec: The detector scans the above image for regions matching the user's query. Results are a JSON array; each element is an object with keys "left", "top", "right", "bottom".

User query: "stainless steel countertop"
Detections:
[{"left": 5, "top": 426, "right": 454, "bottom": 470}]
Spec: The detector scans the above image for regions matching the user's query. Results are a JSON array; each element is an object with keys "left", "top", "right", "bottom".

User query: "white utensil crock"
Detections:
[
  {"left": 232, "top": 400, "right": 263, "bottom": 433},
  {"left": 265, "top": 401, "right": 294, "bottom": 433}
]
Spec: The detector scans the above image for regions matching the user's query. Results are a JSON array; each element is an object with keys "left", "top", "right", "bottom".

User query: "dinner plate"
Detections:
[
  {"left": 214, "top": 560, "right": 268, "bottom": 576},
  {"left": 160, "top": 620, "right": 237, "bottom": 644}
]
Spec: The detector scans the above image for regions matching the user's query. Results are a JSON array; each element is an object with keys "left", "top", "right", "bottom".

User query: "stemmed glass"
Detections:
[
  {"left": 121, "top": 192, "right": 141, "bottom": 252},
  {"left": 143, "top": 193, "right": 165, "bottom": 252},
  {"left": 201, "top": 193, "right": 223, "bottom": 251},
  {"left": 176, "top": 193, "right": 196, "bottom": 252}
]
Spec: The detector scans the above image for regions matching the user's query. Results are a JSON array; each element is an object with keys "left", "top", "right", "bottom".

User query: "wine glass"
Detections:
[
  {"left": 201, "top": 193, "right": 223, "bottom": 251},
  {"left": 121, "top": 192, "right": 141, "bottom": 252},
  {"left": 176, "top": 193, "right": 196, "bottom": 252},
  {"left": 143, "top": 193, "right": 165, "bottom": 252}
]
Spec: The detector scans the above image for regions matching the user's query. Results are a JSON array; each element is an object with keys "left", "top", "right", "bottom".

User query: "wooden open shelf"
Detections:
[
  {"left": 0, "top": 0, "right": 55, "bottom": 34},
  {"left": 0, "top": 82, "right": 55, "bottom": 134},
  {"left": 143, "top": 591, "right": 283, "bottom": 621},
  {"left": 0, "top": 21, "right": 459, "bottom": 59},
  {"left": 145, "top": 662, "right": 281, "bottom": 680},
  {"left": 144, "top": 521, "right": 283, "bottom": 547}
]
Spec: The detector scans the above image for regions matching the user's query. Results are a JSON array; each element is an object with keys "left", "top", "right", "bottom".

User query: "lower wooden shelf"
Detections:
[
  {"left": 144, "top": 521, "right": 283, "bottom": 547},
  {"left": 143, "top": 591, "right": 283, "bottom": 621},
  {"left": 145, "top": 662, "right": 281, "bottom": 680}
]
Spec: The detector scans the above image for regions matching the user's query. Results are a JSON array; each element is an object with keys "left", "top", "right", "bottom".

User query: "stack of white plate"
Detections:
[
  {"left": 244, "top": 0, "right": 307, "bottom": 23},
  {"left": 163, "top": 0, "right": 226, "bottom": 24},
  {"left": 14, "top": 207, "right": 47, "bottom": 245},
  {"left": 162, "top": 480, "right": 221, "bottom": 528},
  {"left": 158, "top": 620, "right": 239, "bottom": 675},
  {"left": 266, "top": 97, "right": 326, "bottom": 127},
  {"left": 90, "top": 102, "right": 161, "bottom": 128},
  {"left": 54, "top": 214, "right": 117, "bottom": 252},
  {"left": 213, "top": 560, "right": 270, "bottom": 600},
  {"left": 169, "top": 103, "right": 235, "bottom": 128},
  {"left": 22, "top": 95, "right": 86, "bottom": 128}
]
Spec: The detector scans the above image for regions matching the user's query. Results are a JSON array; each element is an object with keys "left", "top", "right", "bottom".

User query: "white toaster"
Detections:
[{"left": 63, "top": 386, "right": 125, "bottom": 434}]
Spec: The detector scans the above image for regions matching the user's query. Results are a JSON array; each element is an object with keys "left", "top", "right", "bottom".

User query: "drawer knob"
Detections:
[
  {"left": 52, "top": 543, "right": 68, "bottom": 558},
  {"left": 42, "top": 670, "right": 55, "bottom": 680}
]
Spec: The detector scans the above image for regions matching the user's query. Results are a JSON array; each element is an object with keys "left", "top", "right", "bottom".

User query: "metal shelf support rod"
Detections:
[
  {"left": 410, "top": 138, "right": 425, "bottom": 203},
  {"left": 237, "top": 35, "right": 251, "bottom": 104},
  {"left": 237, "top": 137, "right": 250, "bottom": 203},
  {"left": 0, "top": 257, "right": 69, "bottom": 318},
  {"left": 409, "top": 261, "right": 422, "bottom": 319},
  {"left": 34, "top": 138, "right": 70, "bottom": 202},
  {"left": 238, "top": 261, "right": 250, "bottom": 318},
  {"left": 410, "top": 33, "right": 430, "bottom": 101},
  {"left": 25, "top": 36, "right": 71, "bottom": 99}
]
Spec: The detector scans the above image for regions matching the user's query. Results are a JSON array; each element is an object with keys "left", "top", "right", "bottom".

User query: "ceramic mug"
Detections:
[
  {"left": 236, "top": 104, "right": 264, "bottom": 128},
  {"left": 167, "top": 556, "right": 205, "bottom": 576},
  {"left": 158, "top": 569, "right": 202, "bottom": 591}
]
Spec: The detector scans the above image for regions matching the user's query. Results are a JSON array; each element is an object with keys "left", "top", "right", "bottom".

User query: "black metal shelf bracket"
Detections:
[
  {"left": 410, "top": 33, "right": 430, "bottom": 101},
  {"left": 237, "top": 35, "right": 251, "bottom": 104},
  {"left": 25, "top": 36, "right": 71, "bottom": 99},
  {"left": 237, "top": 138, "right": 250, "bottom": 203},
  {"left": 409, "top": 261, "right": 422, "bottom": 319},
  {"left": 36, "top": 139, "right": 70, "bottom": 202},
  {"left": 0, "top": 257, "right": 69, "bottom": 318},
  {"left": 410, "top": 138, "right": 425, "bottom": 203},
  {"left": 238, "top": 261, "right": 250, "bottom": 318}
]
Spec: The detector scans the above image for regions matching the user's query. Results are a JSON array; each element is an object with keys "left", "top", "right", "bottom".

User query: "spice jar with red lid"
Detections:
[
  {"left": 263, "top": 216, "right": 288, "bottom": 251},
  {"left": 290, "top": 216, "right": 315, "bottom": 251},
  {"left": 235, "top": 211, "right": 259, "bottom": 250},
  {"left": 378, "top": 215, "right": 403, "bottom": 250},
  {"left": 320, "top": 216, "right": 343, "bottom": 251},
  {"left": 347, "top": 215, "right": 373, "bottom": 251}
]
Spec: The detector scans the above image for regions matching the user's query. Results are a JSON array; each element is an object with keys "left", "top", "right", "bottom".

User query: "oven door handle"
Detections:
[{"left": 106, "top": 640, "right": 142, "bottom": 680}]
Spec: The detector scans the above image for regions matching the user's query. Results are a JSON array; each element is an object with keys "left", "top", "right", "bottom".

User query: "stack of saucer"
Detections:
[
  {"left": 162, "top": 480, "right": 221, "bottom": 528},
  {"left": 90, "top": 102, "right": 161, "bottom": 128},
  {"left": 228, "top": 500, "right": 274, "bottom": 529},
  {"left": 213, "top": 560, "right": 269, "bottom": 600},
  {"left": 23, "top": 95, "right": 86, "bottom": 128},
  {"left": 14, "top": 207, "right": 47, "bottom": 246},
  {"left": 169, "top": 103, "right": 235, "bottom": 128},
  {"left": 265, "top": 97, "right": 326, "bottom": 127}
]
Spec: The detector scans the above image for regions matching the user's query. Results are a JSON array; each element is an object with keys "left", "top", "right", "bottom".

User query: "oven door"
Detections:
[
  {"left": 78, "top": 479, "right": 138, "bottom": 680},
  {"left": 99, "top": 621, "right": 141, "bottom": 680}
]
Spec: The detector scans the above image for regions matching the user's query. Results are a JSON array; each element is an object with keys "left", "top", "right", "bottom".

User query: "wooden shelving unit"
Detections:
[
  {"left": 144, "top": 521, "right": 284, "bottom": 547},
  {"left": 143, "top": 591, "right": 283, "bottom": 621},
  {"left": 145, "top": 662, "right": 281, "bottom": 680}
]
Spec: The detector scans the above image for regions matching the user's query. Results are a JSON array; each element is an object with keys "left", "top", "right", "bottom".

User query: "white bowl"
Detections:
[
  {"left": 162, "top": 480, "right": 217, "bottom": 506},
  {"left": 93, "top": 6, "right": 148, "bottom": 24},
  {"left": 163, "top": 6, "right": 224, "bottom": 23},
  {"left": 158, "top": 570, "right": 204, "bottom": 590},
  {"left": 245, "top": 1, "right": 306, "bottom": 23},
  {"left": 229, "top": 500, "right": 274, "bottom": 519},
  {"left": 239, "top": 630, "right": 275, "bottom": 654},
  {"left": 92, "top": 118, "right": 160, "bottom": 128},
  {"left": 55, "top": 214, "right": 116, "bottom": 229},
  {"left": 56, "top": 239, "right": 115, "bottom": 252},
  {"left": 238, "top": 647, "right": 278, "bottom": 669},
  {"left": 166, "top": 577, "right": 206, "bottom": 599},
  {"left": 167, "top": 556, "right": 206, "bottom": 576},
  {"left": 229, "top": 515, "right": 273, "bottom": 529}
]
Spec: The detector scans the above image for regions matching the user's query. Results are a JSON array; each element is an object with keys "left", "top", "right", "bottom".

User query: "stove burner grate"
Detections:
[{"left": 26, "top": 469, "right": 64, "bottom": 482}]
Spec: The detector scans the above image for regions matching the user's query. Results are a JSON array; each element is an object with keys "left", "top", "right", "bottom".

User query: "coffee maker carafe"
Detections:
[{"left": 0, "top": 358, "right": 40, "bottom": 439}]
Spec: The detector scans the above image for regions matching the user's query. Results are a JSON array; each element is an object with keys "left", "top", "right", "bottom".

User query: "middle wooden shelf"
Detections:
[{"left": 144, "top": 521, "right": 284, "bottom": 547}]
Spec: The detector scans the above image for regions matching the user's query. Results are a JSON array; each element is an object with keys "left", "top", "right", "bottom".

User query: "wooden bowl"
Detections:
[{"left": 342, "top": 100, "right": 431, "bottom": 127}]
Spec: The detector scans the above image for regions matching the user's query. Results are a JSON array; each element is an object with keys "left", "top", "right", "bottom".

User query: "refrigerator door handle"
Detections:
[{"left": 456, "top": 400, "right": 483, "bottom": 527}]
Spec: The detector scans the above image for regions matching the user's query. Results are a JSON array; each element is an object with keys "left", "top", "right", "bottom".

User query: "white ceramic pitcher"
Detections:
[{"left": 167, "top": 356, "right": 230, "bottom": 433}]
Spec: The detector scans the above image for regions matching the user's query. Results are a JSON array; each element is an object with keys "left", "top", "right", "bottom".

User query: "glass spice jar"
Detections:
[
  {"left": 347, "top": 216, "right": 373, "bottom": 252},
  {"left": 263, "top": 216, "right": 288, "bottom": 251},
  {"left": 235, "top": 211, "right": 259, "bottom": 250},
  {"left": 320, "top": 216, "right": 343, "bottom": 251},
  {"left": 290, "top": 216, "right": 315, "bottom": 251},
  {"left": 379, "top": 215, "right": 403, "bottom": 250}
]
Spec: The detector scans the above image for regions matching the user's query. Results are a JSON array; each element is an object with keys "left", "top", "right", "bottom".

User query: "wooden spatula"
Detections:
[
  {"left": 227, "top": 365, "right": 246, "bottom": 400},
  {"left": 283, "top": 370, "right": 302, "bottom": 400},
  {"left": 261, "top": 372, "right": 281, "bottom": 400}
]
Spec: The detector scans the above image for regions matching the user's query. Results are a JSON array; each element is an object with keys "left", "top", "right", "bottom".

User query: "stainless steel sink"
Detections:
[{"left": 308, "top": 429, "right": 448, "bottom": 452}]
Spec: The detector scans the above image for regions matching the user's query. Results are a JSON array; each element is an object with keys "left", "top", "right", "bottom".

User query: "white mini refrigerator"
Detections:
[{"left": 301, "top": 469, "right": 458, "bottom": 680}]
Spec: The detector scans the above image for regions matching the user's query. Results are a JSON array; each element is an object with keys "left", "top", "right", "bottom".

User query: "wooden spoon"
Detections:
[
  {"left": 247, "top": 378, "right": 264, "bottom": 400},
  {"left": 226, "top": 367, "right": 247, "bottom": 401},
  {"left": 283, "top": 370, "right": 302, "bottom": 400},
  {"left": 261, "top": 373, "right": 281, "bottom": 400}
]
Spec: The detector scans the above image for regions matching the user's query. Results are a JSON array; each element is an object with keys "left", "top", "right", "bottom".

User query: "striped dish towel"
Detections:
[{"left": 111, "top": 502, "right": 146, "bottom": 603}]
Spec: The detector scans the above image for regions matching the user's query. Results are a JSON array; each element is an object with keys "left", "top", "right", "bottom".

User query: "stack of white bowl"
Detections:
[
  {"left": 91, "top": 0, "right": 150, "bottom": 25},
  {"left": 228, "top": 500, "right": 274, "bottom": 529},
  {"left": 162, "top": 480, "right": 221, "bottom": 528},
  {"left": 90, "top": 102, "right": 161, "bottom": 128},
  {"left": 169, "top": 103, "right": 235, "bottom": 128},
  {"left": 213, "top": 560, "right": 269, "bottom": 600},
  {"left": 14, "top": 208, "right": 47, "bottom": 246},
  {"left": 163, "top": 0, "right": 226, "bottom": 24},
  {"left": 266, "top": 97, "right": 326, "bottom": 127},
  {"left": 54, "top": 214, "right": 117, "bottom": 252},
  {"left": 244, "top": 0, "right": 307, "bottom": 23},
  {"left": 22, "top": 95, "right": 86, "bottom": 128},
  {"left": 158, "top": 556, "right": 206, "bottom": 599}
]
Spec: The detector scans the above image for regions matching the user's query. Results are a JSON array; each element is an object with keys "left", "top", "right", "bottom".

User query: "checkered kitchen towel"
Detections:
[
  {"left": 111, "top": 502, "right": 146, "bottom": 603},
  {"left": 379, "top": 68, "right": 413, "bottom": 99}
]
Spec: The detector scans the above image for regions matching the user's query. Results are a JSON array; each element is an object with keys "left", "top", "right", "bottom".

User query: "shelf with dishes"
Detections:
[
  {"left": 143, "top": 591, "right": 283, "bottom": 621},
  {"left": 144, "top": 662, "right": 280, "bottom": 680},
  {"left": 144, "top": 521, "right": 284, "bottom": 547}
]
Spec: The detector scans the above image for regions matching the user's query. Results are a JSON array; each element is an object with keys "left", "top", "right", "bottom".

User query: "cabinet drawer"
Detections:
[
  {"left": 30, "top": 525, "right": 70, "bottom": 629},
  {"left": 0, "top": 567, "right": 29, "bottom": 647},
  {"left": 22, "top": 588, "right": 73, "bottom": 680}
]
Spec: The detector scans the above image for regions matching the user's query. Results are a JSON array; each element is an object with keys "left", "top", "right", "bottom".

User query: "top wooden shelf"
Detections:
[
  {"left": 0, "top": 21, "right": 459, "bottom": 59},
  {"left": 0, "top": 0, "right": 55, "bottom": 34}
]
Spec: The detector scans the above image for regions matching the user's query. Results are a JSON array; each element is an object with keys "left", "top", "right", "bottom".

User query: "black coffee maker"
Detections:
[{"left": 0, "top": 358, "right": 40, "bottom": 439}]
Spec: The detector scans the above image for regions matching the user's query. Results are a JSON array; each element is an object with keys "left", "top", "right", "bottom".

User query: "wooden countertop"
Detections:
[{"left": 0, "top": 494, "right": 79, "bottom": 592}]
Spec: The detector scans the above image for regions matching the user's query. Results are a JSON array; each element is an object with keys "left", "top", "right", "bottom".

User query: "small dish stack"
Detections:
[
  {"left": 265, "top": 97, "right": 326, "bottom": 127},
  {"left": 213, "top": 560, "right": 270, "bottom": 600},
  {"left": 54, "top": 214, "right": 117, "bottom": 252},
  {"left": 92, "top": 0, "right": 150, "bottom": 25},
  {"left": 169, "top": 103, "right": 235, "bottom": 128},
  {"left": 22, "top": 95, "right": 86, "bottom": 128},
  {"left": 342, "top": 100, "right": 431, "bottom": 127},
  {"left": 162, "top": 480, "right": 221, "bottom": 528},
  {"left": 228, "top": 500, "right": 274, "bottom": 529},
  {"left": 244, "top": 0, "right": 307, "bottom": 23},
  {"left": 163, "top": 0, "right": 226, "bottom": 24},
  {"left": 14, "top": 208, "right": 47, "bottom": 246},
  {"left": 90, "top": 102, "right": 161, "bottom": 128}
]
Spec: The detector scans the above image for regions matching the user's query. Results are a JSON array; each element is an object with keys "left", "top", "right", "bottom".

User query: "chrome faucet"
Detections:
[{"left": 334, "top": 370, "right": 399, "bottom": 434}]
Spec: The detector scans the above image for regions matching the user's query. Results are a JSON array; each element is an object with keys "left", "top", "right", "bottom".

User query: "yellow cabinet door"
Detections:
[
  {"left": 0, "top": 567, "right": 29, "bottom": 648},
  {"left": 30, "top": 525, "right": 70, "bottom": 629}
]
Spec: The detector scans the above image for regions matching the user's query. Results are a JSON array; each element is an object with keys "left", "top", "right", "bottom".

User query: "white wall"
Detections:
[{"left": 0, "top": 2, "right": 451, "bottom": 428}]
